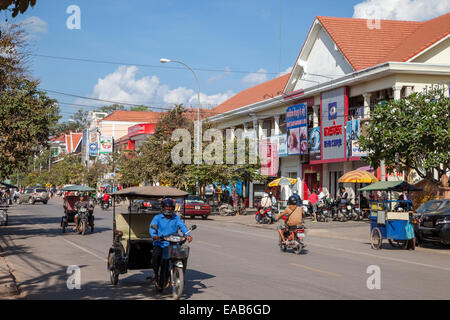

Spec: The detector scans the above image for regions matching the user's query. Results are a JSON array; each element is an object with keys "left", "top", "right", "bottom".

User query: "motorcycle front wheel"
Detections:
[
  {"left": 172, "top": 266, "right": 184, "bottom": 300},
  {"left": 295, "top": 242, "right": 303, "bottom": 255}
]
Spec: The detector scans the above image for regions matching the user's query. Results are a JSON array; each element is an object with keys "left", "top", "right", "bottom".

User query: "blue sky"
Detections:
[{"left": 7, "top": 0, "right": 449, "bottom": 121}]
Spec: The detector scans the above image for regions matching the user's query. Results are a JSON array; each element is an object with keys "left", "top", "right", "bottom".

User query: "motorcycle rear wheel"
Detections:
[{"left": 295, "top": 243, "right": 303, "bottom": 255}]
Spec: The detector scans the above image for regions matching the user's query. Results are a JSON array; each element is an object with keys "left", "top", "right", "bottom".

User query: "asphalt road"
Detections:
[{"left": 1, "top": 198, "right": 450, "bottom": 300}]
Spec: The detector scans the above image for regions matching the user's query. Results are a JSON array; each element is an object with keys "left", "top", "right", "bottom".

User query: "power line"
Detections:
[{"left": 31, "top": 54, "right": 279, "bottom": 76}]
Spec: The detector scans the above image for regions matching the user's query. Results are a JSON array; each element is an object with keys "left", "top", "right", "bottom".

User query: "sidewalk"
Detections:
[{"left": 0, "top": 245, "right": 20, "bottom": 298}]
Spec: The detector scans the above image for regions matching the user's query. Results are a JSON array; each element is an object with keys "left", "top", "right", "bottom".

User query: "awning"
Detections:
[
  {"left": 360, "top": 181, "right": 421, "bottom": 192},
  {"left": 338, "top": 170, "right": 378, "bottom": 184}
]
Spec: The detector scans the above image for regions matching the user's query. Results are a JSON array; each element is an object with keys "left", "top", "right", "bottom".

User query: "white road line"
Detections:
[
  {"left": 200, "top": 223, "right": 450, "bottom": 273},
  {"left": 29, "top": 221, "right": 108, "bottom": 263}
]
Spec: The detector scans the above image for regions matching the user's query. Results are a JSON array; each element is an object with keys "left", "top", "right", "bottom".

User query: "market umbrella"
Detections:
[
  {"left": 268, "top": 177, "right": 297, "bottom": 187},
  {"left": 338, "top": 170, "right": 378, "bottom": 184}
]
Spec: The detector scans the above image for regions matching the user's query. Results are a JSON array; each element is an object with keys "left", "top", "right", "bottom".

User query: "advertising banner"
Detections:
[
  {"left": 286, "top": 103, "right": 308, "bottom": 156},
  {"left": 346, "top": 119, "right": 366, "bottom": 157},
  {"left": 89, "top": 143, "right": 98, "bottom": 157},
  {"left": 309, "top": 127, "right": 321, "bottom": 161},
  {"left": 270, "top": 134, "right": 287, "bottom": 157},
  {"left": 259, "top": 139, "right": 278, "bottom": 177},
  {"left": 321, "top": 87, "right": 347, "bottom": 161},
  {"left": 99, "top": 136, "right": 114, "bottom": 154}
]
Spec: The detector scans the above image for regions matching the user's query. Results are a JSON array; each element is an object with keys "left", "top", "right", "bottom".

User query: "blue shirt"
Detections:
[{"left": 149, "top": 213, "right": 190, "bottom": 248}]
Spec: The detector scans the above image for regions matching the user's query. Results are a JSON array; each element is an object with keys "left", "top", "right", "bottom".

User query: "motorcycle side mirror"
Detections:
[
  {"left": 191, "top": 225, "right": 197, "bottom": 231},
  {"left": 150, "top": 224, "right": 158, "bottom": 231}
]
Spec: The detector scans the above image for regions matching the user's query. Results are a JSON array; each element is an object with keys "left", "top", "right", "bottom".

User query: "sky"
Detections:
[{"left": 4, "top": 0, "right": 450, "bottom": 121}]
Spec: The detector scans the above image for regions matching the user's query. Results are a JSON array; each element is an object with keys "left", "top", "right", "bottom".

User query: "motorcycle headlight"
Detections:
[{"left": 165, "top": 235, "right": 182, "bottom": 242}]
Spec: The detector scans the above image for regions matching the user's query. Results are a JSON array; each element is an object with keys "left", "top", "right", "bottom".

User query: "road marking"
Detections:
[
  {"left": 28, "top": 220, "right": 108, "bottom": 263},
  {"left": 201, "top": 224, "right": 450, "bottom": 272},
  {"left": 60, "top": 238, "right": 108, "bottom": 263},
  {"left": 290, "top": 263, "right": 342, "bottom": 278},
  {"left": 196, "top": 240, "right": 222, "bottom": 248}
]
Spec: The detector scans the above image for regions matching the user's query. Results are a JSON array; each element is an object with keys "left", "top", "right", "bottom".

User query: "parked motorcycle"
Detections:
[
  {"left": 150, "top": 224, "right": 197, "bottom": 300},
  {"left": 302, "top": 200, "right": 314, "bottom": 219},
  {"left": 255, "top": 205, "right": 276, "bottom": 224},
  {"left": 315, "top": 200, "right": 331, "bottom": 222},
  {"left": 218, "top": 202, "right": 247, "bottom": 216},
  {"left": 279, "top": 225, "right": 306, "bottom": 255},
  {"left": 336, "top": 202, "right": 350, "bottom": 222}
]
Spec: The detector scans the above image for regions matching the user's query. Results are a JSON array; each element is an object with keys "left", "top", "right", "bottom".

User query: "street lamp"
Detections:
[{"left": 160, "top": 58, "right": 202, "bottom": 194}]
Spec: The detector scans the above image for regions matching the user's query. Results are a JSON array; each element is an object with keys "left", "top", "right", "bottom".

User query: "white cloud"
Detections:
[
  {"left": 353, "top": 0, "right": 450, "bottom": 21},
  {"left": 91, "top": 66, "right": 234, "bottom": 109},
  {"left": 242, "top": 68, "right": 268, "bottom": 86},
  {"left": 21, "top": 16, "right": 48, "bottom": 33},
  {"left": 208, "top": 66, "right": 232, "bottom": 83},
  {"left": 278, "top": 66, "right": 293, "bottom": 77}
]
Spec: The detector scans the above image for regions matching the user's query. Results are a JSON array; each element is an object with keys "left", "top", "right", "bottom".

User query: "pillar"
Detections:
[
  {"left": 363, "top": 92, "right": 372, "bottom": 119},
  {"left": 274, "top": 115, "right": 280, "bottom": 135},
  {"left": 392, "top": 85, "right": 403, "bottom": 100}
]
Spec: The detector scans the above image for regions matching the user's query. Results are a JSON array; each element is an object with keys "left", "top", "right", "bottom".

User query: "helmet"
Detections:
[
  {"left": 288, "top": 195, "right": 298, "bottom": 206},
  {"left": 161, "top": 198, "right": 175, "bottom": 216}
]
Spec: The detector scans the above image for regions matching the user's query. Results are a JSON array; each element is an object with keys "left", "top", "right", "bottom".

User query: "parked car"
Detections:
[
  {"left": 18, "top": 187, "right": 49, "bottom": 205},
  {"left": 128, "top": 199, "right": 161, "bottom": 214},
  {"left": 414, "top": 199, "right": 450, "bottom": 218},
  {"left": 177, "top": 195, "right": 211, "bottom": 219},
  {"left": 418, "top": 204, "right": 450, "bottom": 246}
]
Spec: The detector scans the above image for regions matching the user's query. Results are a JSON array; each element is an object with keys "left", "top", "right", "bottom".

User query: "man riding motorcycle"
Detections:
[
  {"left": 149, "top": 198, "right": 193, "bottom": 290},
  {"left": 275, "top": 195, "right": 304, "bottom": 244},
  {"left": 73, "top": 196, "right": 93, "bottom": 231},
  {"left": 102, "top": 191, "right": 110, "bottom": 208}
]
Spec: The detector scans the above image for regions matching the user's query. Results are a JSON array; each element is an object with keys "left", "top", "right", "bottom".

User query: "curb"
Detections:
[{"left": 0, "top": 247, "right": 20, "bottom": 298}]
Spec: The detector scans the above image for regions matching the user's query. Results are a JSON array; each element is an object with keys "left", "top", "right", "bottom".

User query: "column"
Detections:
[
  {"left": 243, "top": 122, "right": 248, "bottom": 133},
  {"left": 404, "top": 86, "right": 413, "bottom": 97},
  {"left": 258, "top": 119, "right": 264, "bottom": 139},
  {"left": 363, "top": 92, "right": 372, "bottom": 119},
  {"left": 274, "top": 115, "right": 280, "bottom": 135},
  {"left": 392, "top": 85, "right": 403, "bottom": 100},
  {"left": 313, "top": 106, "right": 319, "bottom": 127}
]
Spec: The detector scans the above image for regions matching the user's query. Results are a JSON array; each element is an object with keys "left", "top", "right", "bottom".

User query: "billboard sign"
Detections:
[
  {"left": 270, "top": 134, "right": 287, "bottom": 157},
  {"left": 99, "top": 136, "right": 114, "bottom": 154},
  {"left": 89, "top": 143, "right": 98, "bottom": 157},
  {"left": 346, "top": 119, "right": 366, "bottom": 157},
  {"left": 309, "top": 127, "right": 321, "bottom": 161},
  {"left": 259, "top": 139, "right": 278, "bottom": 177},
  {"left": 286, "top": 103, "right": 308, "bottom": 156},
  {"left": 321, "top": 87, "right": 348, "bottom": 161}
]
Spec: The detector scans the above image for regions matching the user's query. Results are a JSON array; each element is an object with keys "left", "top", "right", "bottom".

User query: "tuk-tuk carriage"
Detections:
[
  {"left": 61, "top": 185, "right": 95, "bottom": 234},
  {"left": 107, "top": 186, "right": 190, "bottom": 293},
  {"left": 360, "top": 181, "right": 421, "bottom": 250}
]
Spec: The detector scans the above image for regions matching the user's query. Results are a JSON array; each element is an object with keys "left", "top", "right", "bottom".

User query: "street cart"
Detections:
[
  {"left": 61, "top": 185, "right": 95, "bottom": 234},
  {"left": 360, "top": 181, "right": 420, "bottom": 250},
  {"left": 107, "top": 186, "right": 189, "bottom": 287}
]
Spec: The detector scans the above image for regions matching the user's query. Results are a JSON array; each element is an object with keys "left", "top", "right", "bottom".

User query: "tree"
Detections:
[
  {"left": 0, "top": 0, "right": 36, "bottom": 18},
  {"left": 0, "top": 24, "right": 59, "bottom": 179},
  {"left": 359, "top": 88, "right": 450, "bottom": 187},
  {"left": 95, "top": 104, "right": 125, "bottom": 115},
  {"left": 53, "top": 108, "right": 89, "bottom": 136},
  {"left": 130, "top": 106, "right": 149, "bottom": 112}
]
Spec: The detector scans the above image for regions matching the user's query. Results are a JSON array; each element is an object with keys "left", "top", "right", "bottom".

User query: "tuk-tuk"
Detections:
[
  {"left": 107, "top": 186, "right": 189, "bottom": 288},
  {"left": 61, "top": 185, "right": 96, "bottom": 234},
  {"left": 361, "top": 181, "right": 421, "bottom": 250}
]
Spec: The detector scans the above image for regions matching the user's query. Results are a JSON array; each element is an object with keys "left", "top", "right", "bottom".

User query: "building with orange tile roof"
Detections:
[{"left": 207, "top": 13, "right": 450, "bottom": 206}]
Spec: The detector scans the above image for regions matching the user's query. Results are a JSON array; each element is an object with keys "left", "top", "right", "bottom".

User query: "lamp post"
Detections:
[{"left": 160, "top": 58, "right": 201, "bottom": 194}]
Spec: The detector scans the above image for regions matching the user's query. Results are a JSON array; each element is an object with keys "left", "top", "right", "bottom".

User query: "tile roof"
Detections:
[
  {"left": 101, "top": 111, "right": 162, "bottom": 123},
  {"left": 317, "top": 13, "right": 450, "bottom": 71},
  {"left": 212, "top": 73, "right": 291, "bottom": 114}
]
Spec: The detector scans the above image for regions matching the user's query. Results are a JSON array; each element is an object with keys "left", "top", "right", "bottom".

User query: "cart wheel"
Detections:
[
  {"left": 108, "top": 252, "right": 119, "bottom": 285},
  {"left": 371, "top": 227, "right": 382, "bottom": 250},
  {"left": 388, "top": 239, "right": 407, "bottom": 249}
]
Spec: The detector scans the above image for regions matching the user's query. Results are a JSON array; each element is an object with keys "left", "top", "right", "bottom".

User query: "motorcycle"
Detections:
[
  {"left": 101, "top": 199, "right": 110, "bottom": 210},
  {"left": 279, "top": 225, "right": 306, "bottom": 255},
  {"left": 302, "top": 200, "right": 314, "bottom": 219},
  {"left": 315, "top": 200, "right": 331, "bottom": 222},
  {"left": 150, "top": 224, "right": 197, "bottom": 300},
  {"left": 349, "top": 199, "right": 363, "bottom": 221},
  {"left": 76, "top": 207, "right": 94, "bottom": 235},
  {"left": 336, "top": 201, "right": 351, "bottom": 222},
  {"left": 255, "top": 205, "right": 276, "bottom": 224},
  {"left": 218, "top": 202, "right": 247, "bottom": 216}
]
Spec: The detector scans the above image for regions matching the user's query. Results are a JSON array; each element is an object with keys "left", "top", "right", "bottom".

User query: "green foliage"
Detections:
[
  {"left": 94, "top": 104, "right": 125, "bottom": 115},
  {"left": 0, "top": 0, "right": 36, "bottom": 18},
  {"left": 359, "top": 88, "right": 450, "bottom": 186},
  {"left": 130, "top": 106, "right": 149, "bottom": 112},
  {"left": 53, "top": 108, "right": 89, "bottom": 136}
]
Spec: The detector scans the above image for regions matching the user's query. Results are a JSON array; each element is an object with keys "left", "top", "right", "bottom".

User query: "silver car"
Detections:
[{"left": 18, "top": 188, "right": 49, "bottom": 205}]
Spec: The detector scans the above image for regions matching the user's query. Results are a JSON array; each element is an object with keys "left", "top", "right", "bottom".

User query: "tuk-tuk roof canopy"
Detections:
[
  {"left": 112, "top": 186, "right": 189, "bottom": 199},
  {"left": 62, "top": 185, "right": 96, "bottom": 192},
  {"left": 360, "top": 181, "right": 421, "bottom": 192}
]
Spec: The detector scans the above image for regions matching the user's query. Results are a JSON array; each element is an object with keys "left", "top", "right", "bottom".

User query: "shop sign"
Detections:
[
  {"left": 270, "top": 134, "right": 287, "bottom": 157},
  {"left": 321, "top": 87, "right": 347, "bottom": 161},
  {"left": 259, "top": 139, "right": 278, "bottom": 177},
  {"left": 128, "top": 123, "right": 156, "bottom": 138},
  {"left": 89, "top": 143, "right": 98, "bottom": 156},
  {"left": 309, "top": 127, "right": 321, "bottom": 161},
  {"left": 286, "top": 103, "right": 308, "bottom": 155},
  {"left": 99, "top": 136, "right": 114, "bottom": 154},
  {"left": 346, "top": 119, "right": 366, "bottom": 157}
]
